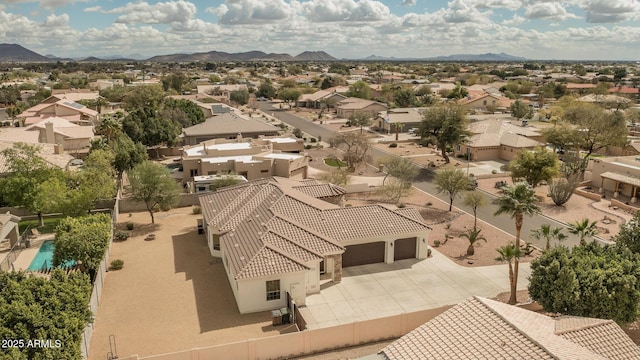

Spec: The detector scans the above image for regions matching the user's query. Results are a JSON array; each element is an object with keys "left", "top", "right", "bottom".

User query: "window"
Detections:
[
  {"left": 266, "top": 280, "right": 280, "bottom": 301},
  {"left": 190, "top": 169, "right": 199, "bottom": 177}
]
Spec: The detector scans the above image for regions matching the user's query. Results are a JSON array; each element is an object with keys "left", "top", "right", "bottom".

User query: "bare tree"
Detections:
[{"left": 330, "top": 132, "right": 371, "bottom": 172}]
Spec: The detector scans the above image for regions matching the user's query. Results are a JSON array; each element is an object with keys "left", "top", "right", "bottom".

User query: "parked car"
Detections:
[{"left": 408, "top": 128, "right": 419, "bottom": 135}]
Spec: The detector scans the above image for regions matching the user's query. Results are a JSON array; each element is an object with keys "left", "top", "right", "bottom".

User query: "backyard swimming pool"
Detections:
[{"left": 27, "top": 240, "right": 76, "bottom": 271}]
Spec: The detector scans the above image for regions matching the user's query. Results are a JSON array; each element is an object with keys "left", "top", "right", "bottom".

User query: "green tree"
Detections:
[
  {"left": 111, "top": 133, "right": 148, "bottom": 178},
  {"left": 0, "top": 143, "right": 58, "bottom": 226},
  {"left": 509, "top": 99, "right": 533, "bottom": 120},
  {"left": 419, "top": 103, "right": 471, "bottom": 163},
  {"left": 161, "top": 98, "right": 205, "bottom": 128},
  {"left": 434, "top": 168, "right": 471, "bottom": 211},
  {"left": 257, "top": 79, "right": 277, "bottom": 98},
  {"left": 95, "top": 112, "right": 125, "bottom": 143},
  {"left": 279, "top": 88, "right": 302, "bottom": 109},
  {"left": 446, "top": 83, "right": 468, "bottom": 99},
  {"left": 495, "top": 244, "right": 523, "bottom": 304},
  {"left": 531, "top": 224, "right": 567, "bottom": 251},
  {"left": 528, "top": 244, "right": 640, "bottom": 324},
  {"left": 128, "top": 161, "right": 181, "bottom": 224},
  {"left": 229, "top": 89, "right": 249, "bottom": 105},
  {"left": 568, "top": 218, "right": 598, "bottom": 246},
  {"left": 161, "top": 72, "right": 189, "bottom": 93},
  {"left": 393, "top": 87, "right": 416, "bottom": 107},
  {"left": 614, "top": 212, "right": 640, "bottom": 253},
  {"left": 463, "top": 191, "right": 487, "bottom": 231},
  {"left": 508, "top": 147, "right": 560, "bottom": 187},
  {"left": 122, "top": 106, "right": 181, "bottom": 158},
  {"left": 0, "top": 270, "right": 92, "bottom": 359},
  {"left": 460, "top": 228, "right": 487, "bottom": 256},
  {"left": 494, "top": 182, "right": 541, "bottom": 247},
  {"left": 53, "top": 213, "right": 112, "bottom": 273},
  {"left": 347, "top": 80, "right": 371, "bottom": 99},
  {"left": 122, "top": 84, "right": 165, "bottom": 111},
  {"left": 348, "top": 112, "right": 372, "bottom": 133}
]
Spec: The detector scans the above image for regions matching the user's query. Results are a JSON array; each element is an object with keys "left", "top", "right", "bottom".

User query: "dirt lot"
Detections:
[{"left": 88, "top": 207, "right": 296, "bottom": 360}]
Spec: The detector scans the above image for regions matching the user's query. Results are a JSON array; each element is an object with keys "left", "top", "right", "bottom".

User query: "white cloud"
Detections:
[
  {"left": 303, "top": 0, "right": 392, "bottom": 22},
  {"left": 584, "top": 0, "right": 640, "bottom": 23},
  {"left": 107, "top": 0, "right": 197, "bottom": 25},
  {"left": 402, "top": 0, "right": 416, "bottom": 6},
  {"left": 525, "top": 2, "right": 579, "bottom": 20},
  {"left": 502, "top": 14, "right": 526, "bottom": 25},
  {"left": 439, "top": 0, "right": 493, "bottom": 23},
  {"left": 209, "top": 0, "right": 296, "bottom": 25},
  {"left": 83, "top": 6, "right": 102, "bottom": 12}
]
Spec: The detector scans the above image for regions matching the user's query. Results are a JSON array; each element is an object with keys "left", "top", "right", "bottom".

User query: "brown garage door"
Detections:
[
  {"left": 342, "top": 242, "right": 385, "bottom": 268},
  {"left": 394, "top": 237, "right": 417, "bottom": 261}
]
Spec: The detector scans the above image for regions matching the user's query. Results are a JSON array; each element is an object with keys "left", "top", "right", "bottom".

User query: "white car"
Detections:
[{"left": 408, "top": 128, "right": 419, "bottom": 135}]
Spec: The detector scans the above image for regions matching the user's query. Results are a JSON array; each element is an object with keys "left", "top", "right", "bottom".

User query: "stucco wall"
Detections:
[{"left": 235, "top": 272, "right": 307, "bottom": 314}]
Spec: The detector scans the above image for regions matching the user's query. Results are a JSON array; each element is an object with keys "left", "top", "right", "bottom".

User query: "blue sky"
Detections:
[{"left": 1, "top": 0, "right": 639, "bottom": 60}]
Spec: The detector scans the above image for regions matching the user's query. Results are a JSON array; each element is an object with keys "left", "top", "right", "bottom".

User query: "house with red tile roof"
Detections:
[
  {"left": 18, "top": 97, "right": 98, "bottom": 126},
  {"left": 198, "top": 177, "right": 431, "bottom": 313},
  {"left": 375, "top": 296, "right": 640, "bottom": 360}
]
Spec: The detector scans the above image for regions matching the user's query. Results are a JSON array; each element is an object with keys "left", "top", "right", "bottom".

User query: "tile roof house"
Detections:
[
  {"left": 0, "top": 117, "right": 94, "bottom": 152},
  {"left": 460, "top": 92, "right": 514, "bottom": 113},
  {"left": 19, "top": 97, "right": 98, "bottom": 126},
  {"left": 181, "top": 137, "right": 307, "bottom": 183},
  {"left": 376, "top": 108, "right": 425, "bottom": 133},
  {"left": 0, "top": 141, "right": 75, "bottom": 177},
  {"left": 375, "top": 296, "right": 640, "bottom": 360},
  {"left": 335, "top": 97, "right": 388, "bottom": 119},
  {"left": 454, "top": 119, "right": 544, "bottom": 162},
  {"left": 0, "top": 212, "right": 21, "bottom": 249},
  {"left": 590, "top": 155, "right": 640, "bottom": 203},
  {"left": 198, "top": 177, "right": 430, "bottom": 313},
  {"left": 296, "top": 90, "right": 348, "bottom": 109},
  {"left": 181, "top": 112, "right": 280, "bottom": 145}
]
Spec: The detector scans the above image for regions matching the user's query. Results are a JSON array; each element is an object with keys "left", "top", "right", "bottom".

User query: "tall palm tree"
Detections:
[
  {"left": 494, "top": 182, "right": 541, "bottom": 247},
  {"left": 568, "top": 218, "right": 598, "bottom": 246},
  {"left": 460, "top": 228, "right": 487, "bottom": 256},
  {"left": 463, "top": 191, "right": 487, "bottom": 231},
  {"left": 495, "top": 244, "right": 522, "bottom": 305},
  {"left": 531, "top": 224, "right": 567, "bottom": 251}
]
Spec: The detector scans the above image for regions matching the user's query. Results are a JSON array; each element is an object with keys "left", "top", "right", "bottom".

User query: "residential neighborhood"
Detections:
[{"left": 1, "top": 55, "right": 640, "bottom": 360}]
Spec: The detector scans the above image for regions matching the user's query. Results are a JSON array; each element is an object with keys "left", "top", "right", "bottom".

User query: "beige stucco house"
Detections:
[
  {"left": 590, "top": 155, "right": 640, "bottom": 203},
  {"left": 376, "top": 108, "right": 424, "bottom": 133},
  {"left": 455, "top": 119, "right": 544, "bottom": 162},
  {"left": 335, "top": 98, "right": 388, "bottom": 119},
  {"left": 198, "top": 177, "right": 431, "bottom": 314},
  {"left": 0, "top": 117, "right": 94, "bottom": 153},
  {"left": 296, "top": 90, "right": 347, "bottom": 109},
  {"left": 182, "top": 112, "right": 280, "bottom": 145},
  {"left": 19, "top": 97, "right": 98, "bottom": 126},
  {"left": 181, "top": 137, "right": 307, "bottom": 183},
  {"left": 0, "top": 212, "right": 21, "bottom": 249}
]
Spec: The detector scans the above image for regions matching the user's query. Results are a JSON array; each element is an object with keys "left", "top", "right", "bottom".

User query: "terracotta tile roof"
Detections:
[
  {"left": 381, "top": 296, "right": 640, "bottom": 360},
  {"left": 292, "top": 183, "right": 346, "bottom": 198},
  {"left": 199, "top": 177, "right": 428, "bottom": 280},
  {"left": 183, "top": 112, "right": 278, "bottom": 136},
  {"left": 234, "top": 245, "right": 308, "bottom": 280}
]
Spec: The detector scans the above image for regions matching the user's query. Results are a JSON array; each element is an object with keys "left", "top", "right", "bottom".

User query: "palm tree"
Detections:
[
  {"left": 494, "top": 182, "right": 541, "bottom": 247},
  {"left": 460, "top": 228, "right": 487, "bottom": 256},
  {"left": 495, "top": 244, "right": 522, "bottom": 305},
  {"left": 463, "top": 191, "right": 487, "bottom": 231},
  {"left": 530, "top": 224, "right": 567, "bottom": 251},
  {"left": 568, "top": 218, "right": 598, "bottom": 246}
]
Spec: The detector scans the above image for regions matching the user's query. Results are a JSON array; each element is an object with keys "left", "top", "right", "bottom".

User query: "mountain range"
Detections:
[{"left": 0, "top": 43, "right": 528, "bottom": 63}]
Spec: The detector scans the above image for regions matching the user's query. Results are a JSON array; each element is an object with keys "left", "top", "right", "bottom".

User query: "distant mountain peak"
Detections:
[
  {"left": 295, "top": 51, "right": 336, "bottom": 61},
  {"left": 0, "top": 44, "right": 51, "bottom": 62}
]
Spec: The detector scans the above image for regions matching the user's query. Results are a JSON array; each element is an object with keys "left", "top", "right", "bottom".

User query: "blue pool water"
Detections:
[{"left": 27, "top": 240, "right": 76, "bottom": 271}]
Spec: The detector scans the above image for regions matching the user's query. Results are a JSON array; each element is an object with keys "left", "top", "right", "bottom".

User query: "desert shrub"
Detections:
[
  {"left": 293, "top": 128, "right": 303, "bottom": 138},
  {"left": 492, "top": 170, "right": 498, "bottom": 174},
  {"left": 115, "top": 231, "right": 129, "bottom": 241},
  {"left": 192, "top": 206, "right": 202, "bottom": 215},
  {"left": 426, "top": 201, "right": 433, "bottom": 206},
  {"left": 310, "top": 138, "right": 317, "bottom": 143},
  {"left": 434, "top": 240, "right": 441, "bottom": 247},
  {"left": 305, "top": 145, "right": 312, "bottom": 149},
  {"left": 389, "top": 143, "right": 398, "bottom": 148},
  {"left": 126, "top": 222, "right": 134, "bottom": 230},
  {"left": 548, "top": 178, "right": 576, "bottom": 206},
  {"left": 109, "top": 259, "right": 124, "bottom": 271},
  {"left": 397, "top": 203, "right": 406, "bottom": 208},
  {"left": 427, "top": 248, "right": 432, "bottom": 257}
]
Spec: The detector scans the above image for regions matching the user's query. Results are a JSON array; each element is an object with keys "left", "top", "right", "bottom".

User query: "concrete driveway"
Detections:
[{"left": 299, "top": 250, "right": 530, "bottom": 329}]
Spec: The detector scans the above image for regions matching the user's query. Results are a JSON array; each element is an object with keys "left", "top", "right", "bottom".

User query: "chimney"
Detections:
[
  {"left": 237, "top": 133, "right": 243, "bottom": 143},
  {"left": 54, "top": 144, "right": 63, "bottom": 154},
  {"left": 45, "top": 122, "right": 55, "bottom": 144}
]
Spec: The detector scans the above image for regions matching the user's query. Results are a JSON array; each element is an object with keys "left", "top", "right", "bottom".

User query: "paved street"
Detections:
[{"left": 257, "top": 102, "right": 585, "bottom": 250}]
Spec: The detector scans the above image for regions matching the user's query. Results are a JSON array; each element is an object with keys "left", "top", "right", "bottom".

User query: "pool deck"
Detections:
[{"left": 7, "top": 235, "right": 54, "bottom": 271}]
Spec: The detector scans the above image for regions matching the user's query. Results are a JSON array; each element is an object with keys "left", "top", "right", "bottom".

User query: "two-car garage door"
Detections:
[{"left": 342, "top": 238, "right": 417, "bottom": 268}]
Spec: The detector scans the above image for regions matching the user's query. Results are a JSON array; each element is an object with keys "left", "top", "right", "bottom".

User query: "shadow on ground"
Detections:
[{"left": 172, "top": 231, "right": 278, "bottom": 333}]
